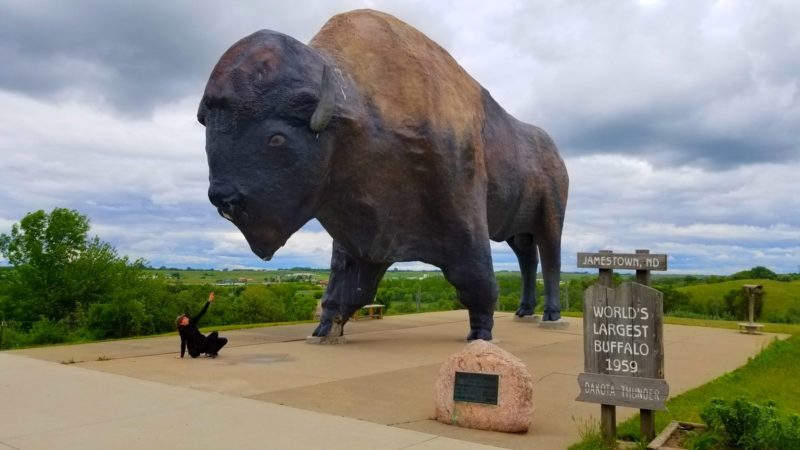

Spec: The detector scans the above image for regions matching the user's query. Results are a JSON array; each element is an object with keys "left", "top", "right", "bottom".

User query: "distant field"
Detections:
[
  {"left": 145, "top": 269, "right": 329, "bottom": 285},
  {"left": 145, "top": 268, "right": 598, "bottom": 285},
  {"left": 678, "top": 278, "right": 800, "bottom": 322}
]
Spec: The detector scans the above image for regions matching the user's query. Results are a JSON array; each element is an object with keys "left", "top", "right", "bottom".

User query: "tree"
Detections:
[
  {"left": 1, "top": 209, "right": 95, "bottom": 321},
  {"left": 660, "top": 285, "right": 692, "bottom": 314},
  {"left": 0, "top": 208, "right": 161, "bottom": 332},
  {"left": 0, "top": 208, "right": 89, "bottom": 268},
  {"left": 724, "top": 288, "right": 764, "bottom": 321},
  {"left": 237, "top": 285, "right": 286, "bottom": 323},
  {"left": 731, "top": 266, "right": 777, "bottom": 280}
]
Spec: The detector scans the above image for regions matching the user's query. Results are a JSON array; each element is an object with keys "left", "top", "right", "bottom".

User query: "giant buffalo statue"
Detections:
[{"left": 199, "top": 10, "right": 568, "bottom": 340}]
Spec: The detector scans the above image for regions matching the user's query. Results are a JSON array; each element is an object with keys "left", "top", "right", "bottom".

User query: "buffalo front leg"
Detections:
[
  {"left": 507, "top": 233, "right": 538, "bottom": 317},
  {"left": 312, "top": 241, "right": 390, "bottom": 337},
  {"left": 442, "top": 246, "right": 498, "bottom": 341}
]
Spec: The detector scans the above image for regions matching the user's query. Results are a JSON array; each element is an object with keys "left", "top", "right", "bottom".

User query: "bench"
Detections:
[
  {"left": 352, "top": 304, "right": 385, "bottom": 320},
  {"left": 737, "top": 322, "right": 764, "bottom": 334}
]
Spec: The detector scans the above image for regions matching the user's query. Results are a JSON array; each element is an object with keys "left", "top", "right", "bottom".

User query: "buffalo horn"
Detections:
[{"left": 310, "top": 65, "right": 336, "bottom": 132}]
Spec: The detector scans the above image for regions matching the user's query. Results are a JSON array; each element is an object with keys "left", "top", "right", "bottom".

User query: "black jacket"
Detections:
[{"left": 179, "top": 301, "right": 210, "bottom": 358}]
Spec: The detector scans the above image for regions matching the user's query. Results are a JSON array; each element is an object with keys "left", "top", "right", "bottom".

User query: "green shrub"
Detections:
[
  {"left": 27, "top": 317, "right": 69, "bottom": 345},
  {"left": 759, "top": 413, "right": 800, "bottom": 449},
  {"left": 86, "top": 299, "right": 150, "bottom": 339},
  {"left": 286, "top": 292, "right": 317, "bottom": 321},
  {"left": 0, "top": 321, "right": 42, "bottom": 348},
  {"left": 731, "top": 266, "right": 777, "bottom": 280},
  {"left": 236, "top": 285, "right": 286, "bottom": 323},
  {"left": 391, "top": 301, "right": 416, "bottom": 314},
  {"left": 723, "top": 289, "right": 763, "bottom": 321},
  {"left": 498, "top": 294, "right": 519, "bottom": 312},
  {"left": 661, "top": 286, "right": 692, "bottom": 313},
  {"left": 698, "top": 398, "right": 800, "bottom": 449},
  {"left": 435, "top": 298, "right": 459, "bottom": 311}
]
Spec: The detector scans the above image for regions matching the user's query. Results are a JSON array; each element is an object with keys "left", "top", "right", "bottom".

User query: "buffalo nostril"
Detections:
[
  {"left": 208, "top": 184, "right": 241, "bottom": 206},
  {"left": 208, "top": 184, "right": 244, "bottom": 221}
]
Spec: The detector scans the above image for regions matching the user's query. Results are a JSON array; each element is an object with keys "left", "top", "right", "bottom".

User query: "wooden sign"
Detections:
[
  {"left": 578, "top": 282, "right": 667, "bottom": 410},
  {"left": 578, "top": 252, "right": 668, "bottom": 271},
  {"left": 577, "top": 373, "right": 669, "bottom": 411}
]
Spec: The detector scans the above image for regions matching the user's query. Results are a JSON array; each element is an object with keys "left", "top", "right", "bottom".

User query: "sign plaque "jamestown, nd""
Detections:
[{"left": 578, "top": 252, "right": 668, "bottom": 271}]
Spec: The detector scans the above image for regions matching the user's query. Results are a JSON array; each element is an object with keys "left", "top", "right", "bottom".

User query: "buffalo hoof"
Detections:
[
  {"left": 466, "top": 328, "right": 493, "bottom": 341},
  {"left": 542, "top": 310, "right": 561, "bottom": 321},
  {"left": 312, "top": 322, "right": 332, "bottom": 337},
  {"left": 515, "top": 306, "right": 535, "bottom": 317},
  {"left": 312, "top": 314, "right": 345, "bottom": 337}
]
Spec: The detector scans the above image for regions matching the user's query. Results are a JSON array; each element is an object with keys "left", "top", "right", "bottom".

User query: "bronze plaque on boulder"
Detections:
[
  {"left": 453, "top": 372, "right": 499, "bottom": 405},
  {"left": 435, "top": 340, "right": 532, "bottom": 432}
]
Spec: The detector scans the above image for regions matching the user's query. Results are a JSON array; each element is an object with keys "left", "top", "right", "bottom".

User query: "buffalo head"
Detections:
[{"left": 198, "top": 31, "right": 337, "bottom": 261}]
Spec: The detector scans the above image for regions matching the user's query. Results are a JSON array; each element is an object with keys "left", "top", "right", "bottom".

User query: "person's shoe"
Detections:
[{"left": 210, "top": 353, "right": 218, "bottom": 359}]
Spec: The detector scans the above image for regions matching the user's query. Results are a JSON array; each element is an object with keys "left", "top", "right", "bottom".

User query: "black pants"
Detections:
[{"left": 204, "top": 331, "right": 228, "bottom": 355}]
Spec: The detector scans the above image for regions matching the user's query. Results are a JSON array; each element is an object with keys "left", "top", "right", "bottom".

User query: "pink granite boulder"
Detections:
[{"left": 434, "top": 340, "right": 533, "bottom": 433}]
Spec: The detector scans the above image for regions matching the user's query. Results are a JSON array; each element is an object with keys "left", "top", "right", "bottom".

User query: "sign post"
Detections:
[{"left": 577, "top": 250, "right": 668, "bottom": 444}]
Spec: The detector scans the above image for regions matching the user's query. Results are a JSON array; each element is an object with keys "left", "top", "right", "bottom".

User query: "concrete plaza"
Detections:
[{"left": 1, "top": 311, "right": 782, "bottom": 449}]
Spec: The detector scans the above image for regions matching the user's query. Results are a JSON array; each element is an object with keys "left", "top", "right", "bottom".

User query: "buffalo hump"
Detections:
[{"left": 310, "top": 9, "right": 484, "bottom": 141}]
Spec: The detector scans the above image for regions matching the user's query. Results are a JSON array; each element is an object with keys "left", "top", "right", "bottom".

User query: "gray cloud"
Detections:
[
  {"left": 0, "top": 0, "right": 797, "bottom": 274},
  {"left": 1, "top": 1, "right": 796, "bottom": 167},
  {"left": 0, "top": 0, "right": 372, "bottom": 116},
  {"left": 1, "top": 1, "right": 210, "bottom": 115},
  {"left": 441, "top": 1, "right": 800, "bottom": 169}
]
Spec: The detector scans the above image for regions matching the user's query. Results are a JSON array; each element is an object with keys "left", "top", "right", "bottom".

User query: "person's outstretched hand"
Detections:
[{"left": 208, "top": 291, "right": 215, "bottom": 303}]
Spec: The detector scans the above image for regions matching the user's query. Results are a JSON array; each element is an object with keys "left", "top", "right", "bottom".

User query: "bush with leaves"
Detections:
[
  {"left": 730, "top": 266, "right": 777, "bottom": 280},
  {"left": 661, "top": 285, "right": 692, "bottom": 313},
  {"left": 498, "top": 294, "right": 520, "bottom": 312},
  {"left": 286, "top": 291, "right": 317, "bottom": 321},
  {"left": 0, "top": 208, "right": 170, "bottom": 341},
  {"left": 695, "top": 398, "right": 800, "bottom": 450},
  {"left": 235, "top": 285, "right": 286, "bottom": 323},
  {"left": 723, "top": 289, "right": 763, "bottom": 321},
  {"left": 86, "top": 299, "right": 149, "bottom": 339},
  {"left": 27, "top": 317, "right": 69, "bottom": 345}
]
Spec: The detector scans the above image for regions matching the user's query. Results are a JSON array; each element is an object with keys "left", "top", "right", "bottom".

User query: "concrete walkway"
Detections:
[
  {"left": 0, "top": 351, "right": 500, "bottom": 450},
  {"left": 3, "top": 311, "right": 784, "bottom": 449}
]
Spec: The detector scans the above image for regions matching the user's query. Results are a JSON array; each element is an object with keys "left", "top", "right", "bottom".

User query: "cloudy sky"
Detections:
[{"left": 0, "top": 0, "right": 798, "bottom": 274}]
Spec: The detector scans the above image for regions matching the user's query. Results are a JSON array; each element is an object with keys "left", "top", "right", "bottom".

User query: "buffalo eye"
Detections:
[{"left": 268, "top": 134, "right": 285, "bottom": 147}]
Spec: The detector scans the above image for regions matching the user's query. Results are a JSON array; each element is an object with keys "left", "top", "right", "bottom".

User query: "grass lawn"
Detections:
[
  {"left": 569, "top": 320, "right": 800, "bottom": 449},
  {"left": 678, "top": 278, "right": 800, "bottom": 322}
]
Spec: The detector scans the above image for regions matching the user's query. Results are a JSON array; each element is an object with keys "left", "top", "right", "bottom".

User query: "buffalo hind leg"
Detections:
[
  {"left": 313, "top": 241, "right": 390, "bottom": 337},
  {"left": 507, "top": 233, "right": 538, "bottom": 317},
  {"left": 442, "top": 248, "right": 498, "bottom": 341},
  {"left": 538, "top": 217, "right": 564, "bottom": 321}
]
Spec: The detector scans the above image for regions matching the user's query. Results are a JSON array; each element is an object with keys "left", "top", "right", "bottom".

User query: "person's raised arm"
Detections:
[{"left": 193, "top": 292, "right": 214, "bottom": 324}]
